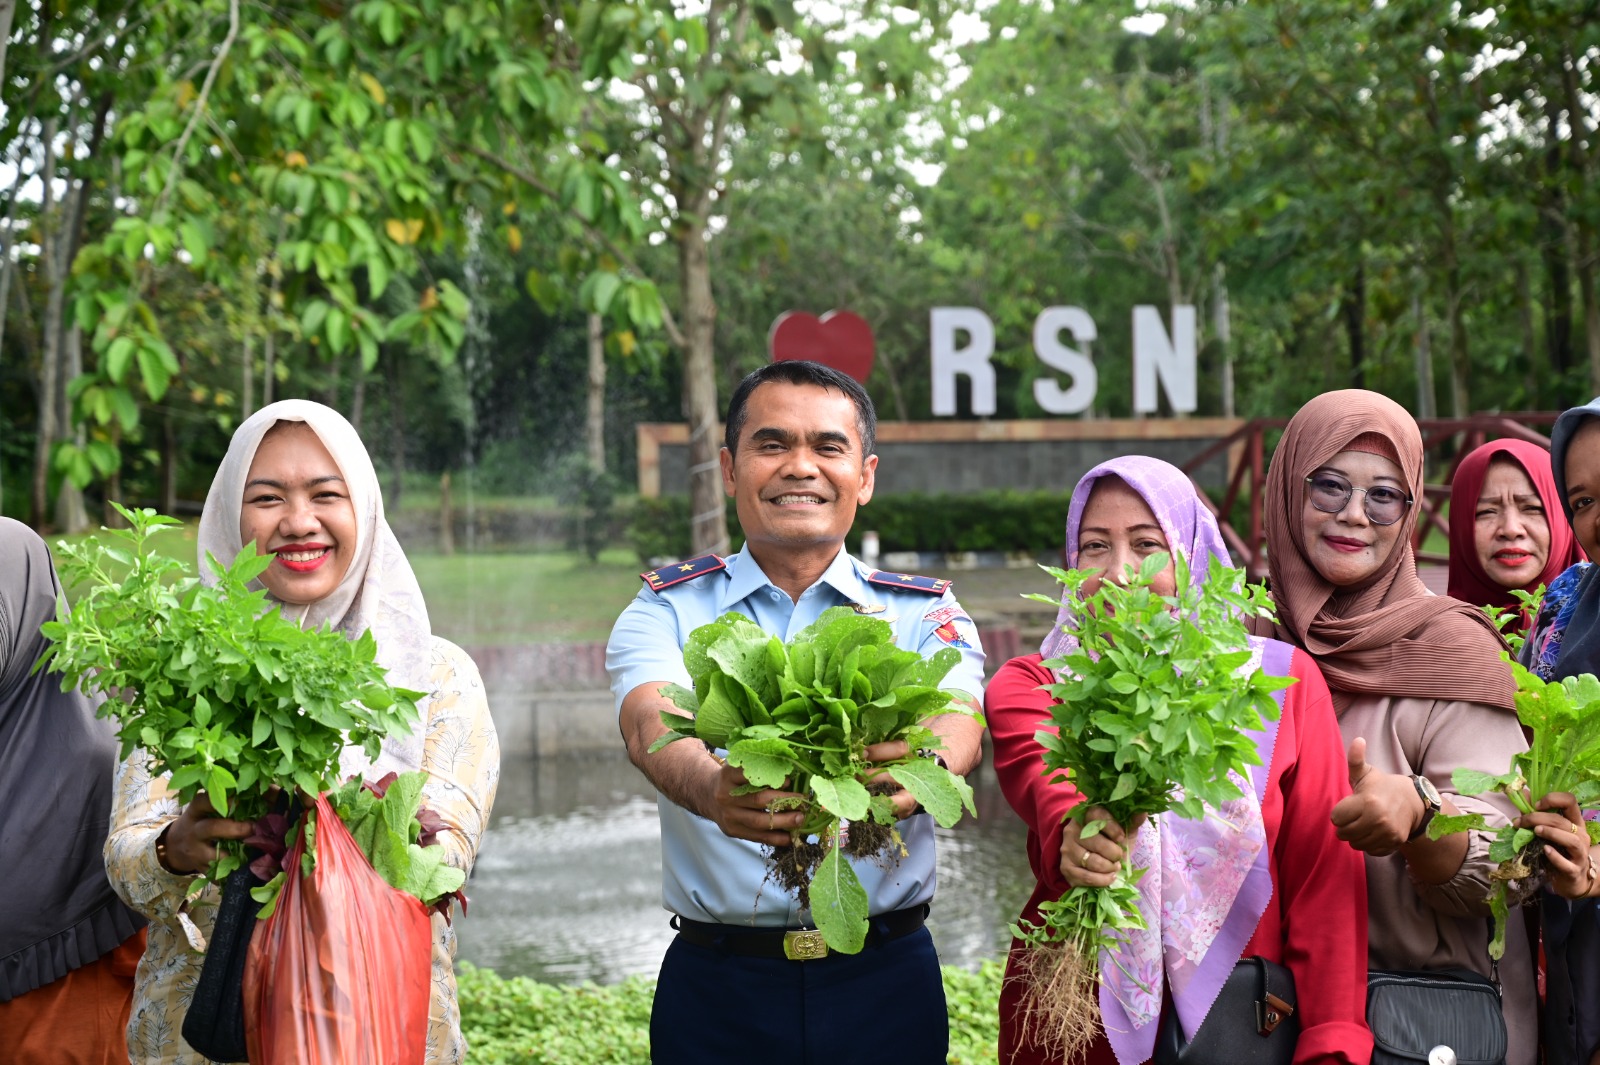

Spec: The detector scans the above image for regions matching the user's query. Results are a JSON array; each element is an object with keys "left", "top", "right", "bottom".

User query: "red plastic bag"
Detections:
[{"left": 243, "top": 793, "right": 432, "bottom": 1065}]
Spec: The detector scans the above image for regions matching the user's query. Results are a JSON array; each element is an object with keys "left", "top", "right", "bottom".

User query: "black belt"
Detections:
[{"left": 671, "top": 904, "right": 929, "bottom": 961}]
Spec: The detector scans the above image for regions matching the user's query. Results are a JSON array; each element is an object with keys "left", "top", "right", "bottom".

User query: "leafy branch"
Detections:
[{"left": 37, "top": 502, "right": 422, "bottom": 889}]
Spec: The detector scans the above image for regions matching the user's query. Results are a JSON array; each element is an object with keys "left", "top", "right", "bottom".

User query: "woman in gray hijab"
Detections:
[
  {"left": 1516, "top": 397, "right": 1600, "bottom": 1065},
  {"left": 0, "top": 516, "right": 146, "bottom": 1062}
]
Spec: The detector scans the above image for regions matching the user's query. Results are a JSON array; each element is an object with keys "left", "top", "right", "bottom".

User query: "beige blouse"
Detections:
[
  {"left": 1339, "top": 692, "right": 1536, "bottom": 1065},
  {"left": 104, "top": 636, "right": 500, "bottom": 1065}
]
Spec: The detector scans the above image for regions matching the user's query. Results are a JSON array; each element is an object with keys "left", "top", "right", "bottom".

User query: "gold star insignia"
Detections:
[
  {"left": 678, "top": 563, "right": 696, "bottom": 572},
  {"left": 898, "top": 574, "right": 913, "bottom": 582}
]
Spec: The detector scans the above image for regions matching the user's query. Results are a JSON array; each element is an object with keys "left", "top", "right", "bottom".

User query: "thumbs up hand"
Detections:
[{"left": 1329, "top": 737, "right": 1425, "bottom": 857}]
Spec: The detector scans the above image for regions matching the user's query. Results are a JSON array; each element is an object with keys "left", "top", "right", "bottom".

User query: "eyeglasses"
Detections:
[{"left": 1304, "top": 473, "right": 1413, "bottom": 526}]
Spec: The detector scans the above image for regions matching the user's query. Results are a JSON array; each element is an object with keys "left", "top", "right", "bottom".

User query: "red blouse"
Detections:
[{"left": 986, "top": 647, "right": 1372, "bottom": 1065}]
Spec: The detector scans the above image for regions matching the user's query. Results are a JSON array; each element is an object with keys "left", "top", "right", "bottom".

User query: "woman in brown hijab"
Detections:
[{"left": 1257, "top": 390, "right": 1535, "bottom": 1065}]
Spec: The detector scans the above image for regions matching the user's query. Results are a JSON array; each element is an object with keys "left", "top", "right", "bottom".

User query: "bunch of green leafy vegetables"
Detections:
[
  {"left": 37, "top": 504, "right": 423, "bottom": 894},
  {"left": 650, "top": 605, "right": 981, "bottom": 953},
  {"left": 249, "top": 771, "right": 468, "bottom": 918},
  {"left": 1018, "top": 552, "right": 1292, "bottom": 958},
  {"left": 1426, "top": 606, "right": 1600, "bottom": 958}
]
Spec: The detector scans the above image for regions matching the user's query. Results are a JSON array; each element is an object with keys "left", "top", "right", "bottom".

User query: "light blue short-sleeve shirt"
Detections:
[{"left": 606, "top": 544, "right": 986, "bottom": 927}]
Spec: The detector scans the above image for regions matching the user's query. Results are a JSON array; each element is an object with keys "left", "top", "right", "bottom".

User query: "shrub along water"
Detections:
[{"left": 457, "top": 960, "right": 1003, "bottom": 1064}]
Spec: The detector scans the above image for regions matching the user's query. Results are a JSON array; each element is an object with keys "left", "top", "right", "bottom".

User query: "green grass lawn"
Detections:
[{"left": 410, "top": 548, "right": 643, "bottom": 645}]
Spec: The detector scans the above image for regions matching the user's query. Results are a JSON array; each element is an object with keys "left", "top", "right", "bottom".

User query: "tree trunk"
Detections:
[
  {"left": 241, "top": 332, "right": 254, "bottom": 416},
  {"left": 385, "top": 347, "right": 406, "bottom": 507},
  {"left": 1543, "top": 94, "right": 1574, "bottom": 378},
  {"left": 350, "top": 362, "right": 366, "bottom": 433},
  {"left": 1517, "top": 260, "right": 1540, "bottom": 405},
  {"left": 1342, "top": 263, "right": 1366, "bottom": 391},
  {"left": 1443, "top": 237, "right": 1471, "bottom": 418},
  {"left": 263, "top": 253, "right": 281, "bottom": 406},
  {"left": 586, "top": 312, "right": 606, "bottom": 471},
  {"left": 161, "top": 413, "right": 178, "bottom": 515},
  {"left": 1213, "top": 262, "right": 1233, "bottom": 418},
  {"left": 33, "top": 117, "right": 61, "bottom": 527},
  {"left": 1577, "top": 218, "right": 1600, "bottom": 396},
  {"left": 680, "top": 223, "right": 728, "bottom": 557},
  {"left": 54, "top": 324, "right": 89, "bottom": 534},
  {"left": 1413, "top": 276, "right": 1437, "bottom": 420},
  {"left": 106, "top": 425, "right": 123, "bottom": 523},
  {"left": 0, "top": 0, "right": 17, "bottom": 106}
]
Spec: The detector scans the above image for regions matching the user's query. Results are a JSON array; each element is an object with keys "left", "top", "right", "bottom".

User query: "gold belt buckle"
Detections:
[{"left": 782, "top": 929, "right": 828, "bottom": 961}]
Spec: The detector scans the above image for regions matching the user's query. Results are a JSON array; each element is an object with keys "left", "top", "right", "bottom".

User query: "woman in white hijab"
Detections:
[{"left": 104, "top": 400, "right": 500, "bottom": 1065}]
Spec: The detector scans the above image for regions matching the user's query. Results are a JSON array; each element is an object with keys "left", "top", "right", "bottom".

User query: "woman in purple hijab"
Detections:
[{"left": 985, "top": 457, "right": 1371, "bottom": 1065}]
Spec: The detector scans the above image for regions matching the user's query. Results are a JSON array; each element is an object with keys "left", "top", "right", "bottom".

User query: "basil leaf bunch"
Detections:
[
  {"left": 1017, "top": 551, "right": 1291, "bottom": 957},
  {"left": 36, "top": 503, "right": 423, "bottom": 886},
  {"left": 1426, "top": 656, "right": 1600, "bottom": 958},
  {"left": 650, "top": 605, "right": 981, "bottom": 953}
]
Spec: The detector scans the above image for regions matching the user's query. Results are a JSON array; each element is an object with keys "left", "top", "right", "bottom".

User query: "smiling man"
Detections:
[{"left": 606, "top": 360, "right": 985, "bottom": 1064}]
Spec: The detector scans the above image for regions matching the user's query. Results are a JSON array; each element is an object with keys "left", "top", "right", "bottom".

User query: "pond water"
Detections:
[{"left": 453, "top": 753, "right": 1036, "bottom": 985}]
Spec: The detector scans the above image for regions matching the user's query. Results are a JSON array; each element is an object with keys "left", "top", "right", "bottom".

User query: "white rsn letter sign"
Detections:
[
  {"left": 929, "top": 307, "right": 996, "bottom": 416},
  {"left": 1132, "top": 305, "right": 1197, "bottom": 415},
  {"left": 1032, "top": 307, "right": 1098, "bottom": 415},
  {"left": 928, "top": 304, "right": 1197, "bottom": 417}
]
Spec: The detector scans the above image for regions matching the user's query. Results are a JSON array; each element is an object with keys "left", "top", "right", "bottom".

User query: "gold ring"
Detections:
[
  {"left": 768, "top": 809, "right": 775, "bottom": 832},
  {"left": 1080, "top": 849, "right": 1092, "bottom": 867}
]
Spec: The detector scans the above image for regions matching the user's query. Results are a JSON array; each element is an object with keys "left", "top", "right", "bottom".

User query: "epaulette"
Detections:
[
  {"left": 641, "top": 553, "right": 726, "bottom": 592},
  {"left": 865, "top": 570, "right": 952, "bottom": 595}
]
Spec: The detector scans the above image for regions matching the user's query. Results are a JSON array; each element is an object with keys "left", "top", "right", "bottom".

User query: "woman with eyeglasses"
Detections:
[{"left": 1254, "top": 389, "right": 1536, "bottom": 1065}]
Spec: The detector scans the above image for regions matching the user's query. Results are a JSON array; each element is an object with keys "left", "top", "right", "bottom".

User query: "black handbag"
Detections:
[
  {"left": 180, "top": 862, "right": 266, "bottom": 1063},
  {"left": 1367, "top": 969, "right": 1508, "bottom": 1065},
  {"left": 1153, "top": 956, "right": 1300, "bottom": 1065}
]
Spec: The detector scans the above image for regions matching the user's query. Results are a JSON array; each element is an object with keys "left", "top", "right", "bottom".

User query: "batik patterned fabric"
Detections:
[
  {"left": 1522, "top": 562, "right": 1592, "bottom": 681},
  {"left": 104, "top": 636, "right": 499, "bottom": 1065}
]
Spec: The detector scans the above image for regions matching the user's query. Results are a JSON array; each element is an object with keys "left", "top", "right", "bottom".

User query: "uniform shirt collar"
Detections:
[{"left": 720, "top": 543, "right": 868, "bottom": 611}]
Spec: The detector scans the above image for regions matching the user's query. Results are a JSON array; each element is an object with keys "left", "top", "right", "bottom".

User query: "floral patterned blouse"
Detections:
[
  {"left": 1521, "top": 562, "right": 1593, "bottom": 680},
  {"left": 104, "top": 636, "right": 500, "bottom": 1065}
]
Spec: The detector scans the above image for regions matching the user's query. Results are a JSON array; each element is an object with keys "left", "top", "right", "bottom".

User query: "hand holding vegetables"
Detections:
[
  {"left": 650, "top": 606, "right": 982, "bottom": 954},
  {"left": 1057, "top": 807, "right": 1143, "bottom": 890},
  {"left": 159, "top": 794, "right": 256, "bottom": 875}
]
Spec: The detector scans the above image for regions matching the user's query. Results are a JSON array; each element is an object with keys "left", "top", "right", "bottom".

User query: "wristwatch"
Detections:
[{"left": 1407, "top": 774, "right": 1442, "bottom": 842}]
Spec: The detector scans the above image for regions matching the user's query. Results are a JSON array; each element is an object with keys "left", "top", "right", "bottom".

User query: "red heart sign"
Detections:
[{"left": 768, "top": 310, "right": 875, "bottom": 383}]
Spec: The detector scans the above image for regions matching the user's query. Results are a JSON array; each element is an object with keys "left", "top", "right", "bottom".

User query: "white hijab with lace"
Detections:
[{"left": 197, "top": 399, "right": 431, "bottom": 778}]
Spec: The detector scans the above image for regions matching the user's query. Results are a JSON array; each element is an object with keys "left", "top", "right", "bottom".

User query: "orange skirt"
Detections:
[{"left": 0, "top": 929, "right": 146, "bottom": 1065}]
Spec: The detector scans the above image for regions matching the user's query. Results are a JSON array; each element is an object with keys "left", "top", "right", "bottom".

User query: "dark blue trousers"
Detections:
[{"left": 648, "top": 922, "right": 949, "bottom": 1064}]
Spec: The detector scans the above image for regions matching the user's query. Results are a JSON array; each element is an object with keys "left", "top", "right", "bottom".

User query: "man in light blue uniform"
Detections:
[{"left": 607, "top": 360, "right": 985, "bottom": 1064}]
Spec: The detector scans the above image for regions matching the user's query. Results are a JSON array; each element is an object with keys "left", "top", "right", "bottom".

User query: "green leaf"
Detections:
[
  {"left": 1450, "top": 768, "right": 1508, "bottom": 796},
  {"left": 1426, "top": 812, "right": 1487, "bottom": 840},
  {"left": 811, "top": 775, "right": 870, "bottom": 821},
  {"left": 809, "top": 844, "right": 868, "bottom": 954},
  {"left": 137, "top": 344, "right": 173, "bottom": 399},
  {"left": 726, "top": 738, "right": 794, "bottom": 790},
  {"left": 892, "top": 757, "right": 975, "bottom": 827},
  {"left": 105, "top": 337, "right": 136, "bottom": 382}
]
